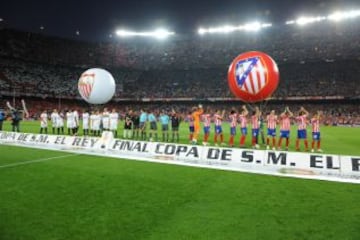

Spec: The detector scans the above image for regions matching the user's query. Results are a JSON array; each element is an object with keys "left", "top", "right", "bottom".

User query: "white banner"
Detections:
[{"left": 1, "top": 131, "right": 359, "bottom": 184}]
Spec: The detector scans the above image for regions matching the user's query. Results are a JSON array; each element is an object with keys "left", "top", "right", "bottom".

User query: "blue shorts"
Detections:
[
  {"left": 203, "top": 126, "right": 210, "bottom": 134},
  {"left": 215, "top": 125, "right": 222, "bottom": 134},
  {"left": 241, "top": 127, "right": 247, "bottom": 135},
  {"left": 230, "top": 127, "right": 236, "bottom": 136},
  {"left": 252, "top": 128, "right": 259, "bottom": 137},
  {"left": 189, "top": 126, "right": 194, "bottom": 133},
  {"left": 297, "top": 129, "right": 307, "bottom": 139},
  {"left": 312, "top": 132, "right": 320, "bottom": 140},
  {"left": 267, "top": 128, "right": 276, "bottom": 137},
  {"left": 280, "top": 130, "right": 290, "bottom": 138}
]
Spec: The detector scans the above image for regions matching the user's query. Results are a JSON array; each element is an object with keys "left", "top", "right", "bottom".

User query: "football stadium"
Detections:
[{"left": 1, "top": 1, "right": 360, "bottom": 239}]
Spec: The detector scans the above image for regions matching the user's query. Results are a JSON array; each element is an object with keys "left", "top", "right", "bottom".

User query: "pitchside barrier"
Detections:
[{"left": 0, "top": 131, "right": 359, "bottom": 184}]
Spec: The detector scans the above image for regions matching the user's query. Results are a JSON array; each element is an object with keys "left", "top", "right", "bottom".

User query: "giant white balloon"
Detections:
[{"left": 78, "top": 68, "right": 115, "bottom": 104}]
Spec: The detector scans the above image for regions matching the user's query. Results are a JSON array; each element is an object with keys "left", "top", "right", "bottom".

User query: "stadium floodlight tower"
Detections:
[
  {"left": 197, "top": 21, "right": 272, "bottom": 35},
  {"left": 115, "top": 28, "right": 175, "bottom": 40},
  {"left": 327, "top": 10, "right": 360, "bottom": 21}
]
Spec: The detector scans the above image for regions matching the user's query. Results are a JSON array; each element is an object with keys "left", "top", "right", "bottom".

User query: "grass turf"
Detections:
[
  {"left": 0, "top": 120, "right": 360, "bottom": 239},
  {"left": 0, "top": 145, "right": 360, "bottom": 240}
]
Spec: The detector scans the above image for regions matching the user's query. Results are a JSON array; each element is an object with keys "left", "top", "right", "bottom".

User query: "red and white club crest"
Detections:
[
  {"left": 228, "top": 51, "right": 279, "bottom": 103},
  {"left": 78, "top": 73, "right": 95, "bottom": 100}
]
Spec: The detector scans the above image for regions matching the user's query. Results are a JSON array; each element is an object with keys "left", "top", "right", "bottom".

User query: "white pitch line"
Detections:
[{"left": 0, "top": 154, "right": 79, "bottom": 169}]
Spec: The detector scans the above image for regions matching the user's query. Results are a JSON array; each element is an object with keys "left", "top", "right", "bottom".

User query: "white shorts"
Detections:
[
  {"left": 110, "top": 121, "right": 118, "bottom": 130},
  {"left": 83, "top": 120, "right": 89, "bottom": 130},
  {"left": 67, "top": 121, "right": 75, "bottom": 129},
  {"left": 102, "top": 119, "right": 110, "bottom": 129}
]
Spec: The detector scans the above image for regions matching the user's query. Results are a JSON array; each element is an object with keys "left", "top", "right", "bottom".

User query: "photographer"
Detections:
[
  {"left": 10, "top": 108, "right": 22, "bottom": 132},
  {"left": 0, "top": 108, "right": 5, "bottom": 131}
]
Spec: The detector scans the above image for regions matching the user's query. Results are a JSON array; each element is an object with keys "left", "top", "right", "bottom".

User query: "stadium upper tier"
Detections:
[
  {"left": 1, "top": 20, "right": 360, "bottom": 70},
  {"left": 0, "top": 23, "right": 359, "bottom": 100}
]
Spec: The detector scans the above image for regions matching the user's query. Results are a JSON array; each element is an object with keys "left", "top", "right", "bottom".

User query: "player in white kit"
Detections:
[
  {"left": 40, "top": 110, "right": 48, "bottom": 134},
  {"left": 109, "top": 108, "right": 119, "bottom": 138},
  {"left": 66, "top": 109, "right": 75, "bottom": 135},
  {"left": 58, "top": 111, "right": 65, "bottom": 135},
  {"left": 50, "top": 109, "right": 59, "bottom": 134},
  {"left": 91, "top": 110, "right": 101, "bottom": 136},
  {"left": 73, "top": 109, "right": 79, "bottom": 135},
  {"left": 82, "top": 109, "right": 90, "bottom": 136},
  {"left": 90, "top": 110, "right": 95, "bottom": 136},
  {"left": 102, "top": 108, "right": 110, "bottom": 131}
]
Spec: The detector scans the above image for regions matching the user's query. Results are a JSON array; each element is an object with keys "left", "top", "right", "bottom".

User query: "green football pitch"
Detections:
[{"left": 0, "top": 120, "right": 360, "bottom": 240}]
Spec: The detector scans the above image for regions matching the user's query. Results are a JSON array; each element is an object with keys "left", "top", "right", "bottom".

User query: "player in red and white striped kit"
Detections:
[
  {"left": 311, "top": 111, "right": 323, "bottom": 153},
  {"left": 202, "top": 107, "right": 212, "bottom": 146},
  {"left": 266, "top": 110, "right": 278, "bottom": 150},
  {"left": 251, "top": 107, "right": 261, "bottom": 149},
  {"left": 238, "top": 105, "right": 248, "bottom": 148},
  {"left": 228, "top": 108, "right": 237, "bottom": 147},
  {"left": 277, "top": 106, "right": 293, "bottom": 151},
  {"left": 295, "top": 107, "right": 309, "bottom": 151},
  {"left": 213, "top": 109, "right": 225, "bottom": 146}
]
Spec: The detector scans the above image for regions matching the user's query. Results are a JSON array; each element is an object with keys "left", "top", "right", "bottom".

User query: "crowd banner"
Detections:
[{"left": 0, "top": 131, "right": 359, "bottom": 184}]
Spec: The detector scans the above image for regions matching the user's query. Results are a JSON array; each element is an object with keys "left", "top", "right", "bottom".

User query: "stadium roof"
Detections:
[{"left": 1, "top": 0, "right": 359, "bottom": 41}]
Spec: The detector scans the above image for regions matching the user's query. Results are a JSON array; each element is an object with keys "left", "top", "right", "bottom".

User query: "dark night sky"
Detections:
[{"left": 1, "top": 0, "right": 359, "bottom": 41}]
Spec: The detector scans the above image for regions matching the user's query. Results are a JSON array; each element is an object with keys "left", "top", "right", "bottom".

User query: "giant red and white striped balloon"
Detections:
[{"left": 228, "top": 51, "right": 279, "bottom": 103}]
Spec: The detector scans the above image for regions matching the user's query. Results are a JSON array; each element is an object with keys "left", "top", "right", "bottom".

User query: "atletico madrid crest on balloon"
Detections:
[{"left": 228, "top": 51, "right": 279, "bottom": 103}]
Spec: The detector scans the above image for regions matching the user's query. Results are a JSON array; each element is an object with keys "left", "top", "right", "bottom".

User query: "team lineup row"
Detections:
[
  {"left": 30, "top": 104, "right": 322, "bottom": 153},
  {"left": 188, "top": 105, "right": 322, "bottom": 152}
]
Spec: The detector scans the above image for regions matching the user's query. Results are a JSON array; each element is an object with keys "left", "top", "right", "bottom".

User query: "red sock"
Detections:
[
  {"left": 204, "top": 133, "right": 209, "bottom": 142},
  {"left": 272, "top": 138, "right": 276, "bottom": 147},
  {"left": 311, "top": 141, "right": 315, "bottom": 149},
  {"left": 317, "top": 140, "right": 321, "bottom": 149},
  {"left": 304, "top": 140, "right": 308, "bottom": 150},
  {"left": 278, "top": 138, "right": 283, "bottom": 148},
  {"left": 252, "top": 137, "right": 256, "bottom": 146},
  {"left": 296, "top": 139, "right": 300, "bottom": 149},
  {"left": 220, "top": 134, "right": 224, "bottom": 143},
  {"left": 286, "top": 138, "right": 289, "bottom": 147},
  {"left": 240, "top": 135, "right": 246, "bottom": 145},
  {"left": 214, "top": 135, "right": 218, "bottom": 144},
  {"left": 229, "top": 136, "right": 234, "bottom": 145},
  {"left": 189, "top": 133, "right": 193, "bottom": 141},
  {"left": 266, "top": 138, "right": 270, "bottom": 145}
]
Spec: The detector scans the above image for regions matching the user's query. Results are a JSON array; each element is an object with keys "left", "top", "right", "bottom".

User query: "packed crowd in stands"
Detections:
[
  {"left": 1, "top": 21, "right": 360, "bottom": 69},
  {"left": 1, "top": 56, "right": 359, "bottom": 99},
  {"left": 0, "top": 21, "right": 359, "bottom": 124}
]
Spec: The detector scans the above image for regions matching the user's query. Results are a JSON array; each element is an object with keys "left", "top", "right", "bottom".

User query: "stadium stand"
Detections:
[{"left": 0, "top": 22, "right": 359, "bottom": 124}]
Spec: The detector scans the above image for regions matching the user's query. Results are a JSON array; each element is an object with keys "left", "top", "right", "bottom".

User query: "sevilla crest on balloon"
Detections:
[
  {"left": 228, "top": 51, "right": 279, "bottom": 103},
  {"left": 78, "top": 73, "right": 95, "bottom": 100},
  {"left": 78, "top": 68, "right": 116, "bottom": 105}
]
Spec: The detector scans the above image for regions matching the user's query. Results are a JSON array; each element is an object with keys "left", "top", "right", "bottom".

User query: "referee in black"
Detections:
[{"left": 171, "top": 110, "right": 180, "bottom": 142}]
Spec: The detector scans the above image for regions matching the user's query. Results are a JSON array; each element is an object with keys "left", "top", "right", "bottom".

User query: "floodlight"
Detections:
[
  {"left": 116, "top": 28, "right": 174, "bottom": 39},
  {"left": 285, "top": 20, "right": 295, "bottom": 25},
  {"left": 197, "top": 21, "right": 272, "bottom": 35},
  {"left": 328, "top": 10, "right": 360, "bottom": 21}
]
